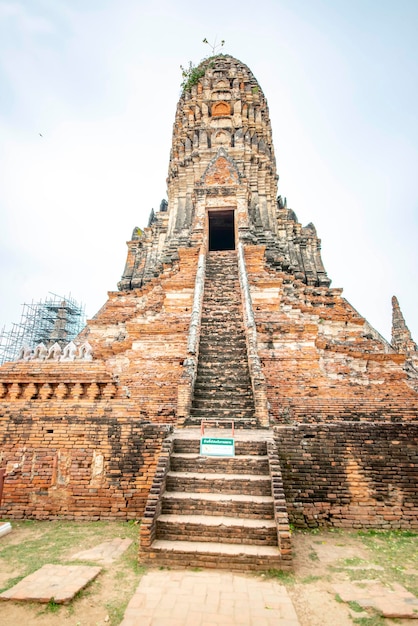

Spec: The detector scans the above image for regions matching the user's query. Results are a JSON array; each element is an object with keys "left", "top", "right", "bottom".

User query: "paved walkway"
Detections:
[{"left": 120, "top": 569, "right": 300, "bottom": 626}]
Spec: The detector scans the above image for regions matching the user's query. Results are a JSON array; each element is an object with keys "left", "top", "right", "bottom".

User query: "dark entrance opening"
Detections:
[{"left": 208, "top": 210, "right": 235, "bottom": 251}]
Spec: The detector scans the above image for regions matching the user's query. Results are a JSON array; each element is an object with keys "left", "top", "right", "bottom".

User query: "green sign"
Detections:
[{"left": 200, "top": 437, "right": 235, "bottom": 457}]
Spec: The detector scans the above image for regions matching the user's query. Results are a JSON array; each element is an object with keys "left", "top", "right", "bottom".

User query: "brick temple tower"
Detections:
[
  {"left": 118, "top": 55, "right": 329, "bottom": 291},
  {"left": 0, "top": 55, "right": 417, "bottom": 568}
]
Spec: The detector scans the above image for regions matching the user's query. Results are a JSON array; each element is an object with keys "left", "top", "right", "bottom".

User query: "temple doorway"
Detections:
[{"left": 208, "top": 210, "right": 235, "bottom": 251}]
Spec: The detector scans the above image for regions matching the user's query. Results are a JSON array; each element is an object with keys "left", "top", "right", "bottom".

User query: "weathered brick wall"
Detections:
[
  {"left": 243, "top": 246, "right": 418, "bottom": 423},
  {"left": 0, "top": 248, "right": 199, "bottom": 520},
  {"left": 275, "top": 423, "right": 418, "bottom": 529},
  {"left": 0, "top": 409, "right": 171, "bottom": 520}
]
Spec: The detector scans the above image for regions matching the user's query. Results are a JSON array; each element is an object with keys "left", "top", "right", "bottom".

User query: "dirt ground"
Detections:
[
  {"left": 0, "top": 521, "right": 417, "bottom": 626},
  {"left": 287, "top": 530, "right": 418, "bottom": 626}
]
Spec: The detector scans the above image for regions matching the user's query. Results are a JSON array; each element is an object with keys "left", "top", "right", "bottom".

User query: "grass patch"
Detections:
[
  {"left": 44, "top": 599, "right": 61, "bottom": 613},
  {"left": 105, "top": 598, "right": 127, "bottom": 625},
  {"left": 103, "top": 535, "right": 146, "bottom": 626},
  {"left": 36, "top": 599, "right": 62, "bottom": 618},
  {"left": 342, "top": 557, "right": 368, "bottom": 567},
  {"left": 0, "top": 574, "right": 25, "bottom": 594},
  {"left": 348, "top": 600, "right": 365, "bottom": 613},
  {"left": 0, "top": 520, "right": 138, "bottom": 581},
  {"left": 262, "top": 569, "right": 295, "bottom": 584},
  {"left": 301, "top": 575, "right": 321, "bottom": 584},
  {"left": 0, "top": 520, "right": 145, "bottom": 626},
  {"left": 352, "top": 616, "right": 386, "bottom": 626},
  {"left": 345, "top": 568, "right": 383, "bottom": 582},
  {"left": 357, "top": 529, "right": 418, "bottom": 596}
]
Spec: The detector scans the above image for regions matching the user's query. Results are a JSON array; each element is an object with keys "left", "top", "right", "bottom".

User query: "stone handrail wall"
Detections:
[
  {"left": 177, "top": 252, "right": 206, "bottom": 423},
  {"left": 266, "top": 438, "right": 292, "bottom": 563},
  {"left": 237, "top": 242, "right": 270, "bottom": 427},
  {"left": 0, "top": 381, "right": 117, "bottom": 401},
  {"left": 139, "top": 434, "right": 174, "bottom": 549}
]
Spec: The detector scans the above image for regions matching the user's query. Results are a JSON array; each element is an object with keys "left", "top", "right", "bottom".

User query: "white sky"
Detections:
[{"left": 0, "top": 0, "right": 417, "bottom": 343}]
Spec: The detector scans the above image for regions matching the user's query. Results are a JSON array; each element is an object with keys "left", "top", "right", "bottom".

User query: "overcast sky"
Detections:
[{"left": 1, "top": 0, "right": 417, "bottom": 344}]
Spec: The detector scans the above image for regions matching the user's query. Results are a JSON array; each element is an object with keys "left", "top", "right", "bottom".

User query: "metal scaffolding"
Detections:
[{"left": 0, "top": 293, "right": 86, "bottom": 365}]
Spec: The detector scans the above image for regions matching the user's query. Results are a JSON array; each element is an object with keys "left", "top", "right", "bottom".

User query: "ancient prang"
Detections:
[{"left": 0, "top": 55, "right": 417, "bottom": 569}]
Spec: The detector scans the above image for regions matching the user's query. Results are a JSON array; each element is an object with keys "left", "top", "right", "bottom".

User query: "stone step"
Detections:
[
  {"left": 192, "top": 385, "right": 251, "bottom": 392},
  {"left": 200, "top": 322, "right": 242, "bottom": 327},
  {"left": 194, "top": 367, "right": 250, "bottom": 376},
  {"left": 140, "top": 540, "right": 286, "bottom": 571},
  {"left": 184, "top": 417, "right": 259, "bottom": 429},
  {"left": 193, "top": 381, "right": 252, "bottom": 389},
  {"left": 156, "top": 514, "right": 277, "bottom": 545},
  {"left": 198, "top": 342, "right": 246, "bottom": 348},
  {"left": 205, "top": 272, "right": 238, "bottom": 276},
  {"left": 194, "top": 370, "right": 250, "bottom": 378},
  {"left": 202, "top": 295, "right": 240, "bottom": 301},
  {"left": 166, "top": 472, "right": 271, "bottom": 496},
  {"left": 206, "top": 260, "right": 237, "bottom": 265},
  {"left": 203, "top": 286, "right": 239, "bottom": 291},
  {"left": 201, "top": 315, "right": 241, "bottom": 319},
  {"left": 193, "top": 378, "right": 251, "bottom": 387},
  {"left": 194, "top": 368, "right": 250, "bottom": 376},
  {"left": 193, "top": 383, "right": 252, "bottom": 392},
  {"left": 199, "top": 320, "right": 243, "bottom": 326},
  {"left": 194, "top": 367, "right": 251, "bottom": 376},
  {"left": 201, "top": 303, "right": 240, "bottom": 309},
  {"left": 189, "top": 408, "right": 255, "bottom": 419},
  {"left": 202, "top": 304, "right": 241, "bottom": 309},
  {"left": 195, "top": 382, "right": 253, "bottom": 388},
  {"left": 198, "top": 329, "right": 245, "bottom": 336},
  {"left": 193, "top": 379, "right": 251, "bottom": 387},
  {"left": 191, "top": 402, "right": 254, "bottom": 410},
  {"left": 162, "top": 491, "right": 275, "bottom": 518},
  {"left": 170, "top": 453, "right": 269, "bottom": 474},
  {"left": 191, "top": 399, "right": 254, "bottom": 410},
  {"left": 197, "top": 353, "right": 248, "bottom": 362},
  {"left": 202, "top": 285, "right": 239, "bottom": 291},
  {"left": 197, "top": 357, "right": 249, "bottom": 365},
  {"left": 198, "top": 346, "right": 246, "bottom": 353},
  {"left": 201, "top": 307, "right": 241, "bottom": 313},
  {"left": 195, "top": 382, "right": 251, "bottom": 397},
  {"left": 199, "top": 337, "right": 246, "bottom": 345},
  {"left": 201, "top": 301, "right": 241, "bottom": 307},
  {"left": 192, "top": 395, "right": 253, "bottom": 405},
  {"left": 198, "top": 347, "right": 247, "bottom": 356}
]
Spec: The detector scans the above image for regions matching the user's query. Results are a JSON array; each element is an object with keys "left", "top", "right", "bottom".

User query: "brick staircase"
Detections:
[
  {"left": 140, "top": 430, "right": 291, "bottom": 570},
  {"left": 187, "top": 250, "right": 257, "bottom": 428}
]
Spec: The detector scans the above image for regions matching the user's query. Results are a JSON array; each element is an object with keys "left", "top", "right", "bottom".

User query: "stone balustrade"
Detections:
[
  {"left": 16, "top": 341, "right": 93, "bottom": 363},
  {"left": 0, "top": 380, "right": 117, "bottom": 401}
]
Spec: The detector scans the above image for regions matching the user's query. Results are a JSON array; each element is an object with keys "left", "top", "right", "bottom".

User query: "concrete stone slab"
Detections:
[
  {"left": 71, "top": 537, "right": 132, "bottom": 563},
  {"left": 120, "top": 569, "right": 300, "bottom": 625},
  {"left": 0, "top": 564, "right": 101, "bottom": 604},
  {"left": 0, "top": 522, "right": 12, "bottom": 538},
  {"left": 334, "top": 581, "right": 418, "bottom": 619}
]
